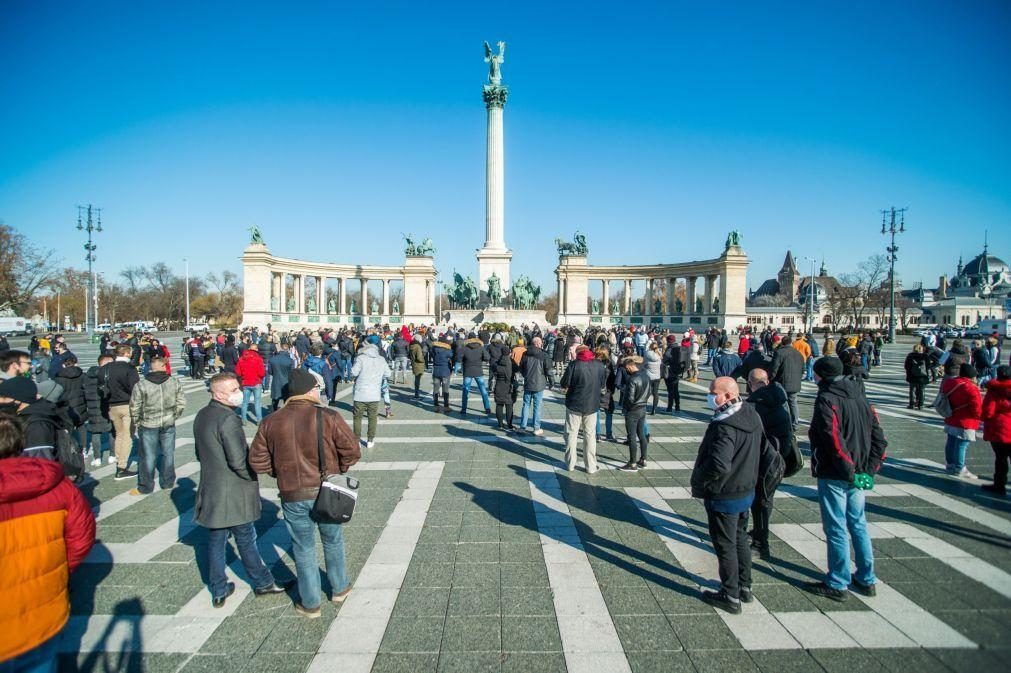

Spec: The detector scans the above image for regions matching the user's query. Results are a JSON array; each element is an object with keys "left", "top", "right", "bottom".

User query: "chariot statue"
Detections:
[
  {"left": 449, "top": 271, "right": 479, "bottom": 310},
  {"left": 510, "top": 275, "right": 541, "bottom": 310},
  {"left": 725, "top": 230, "right": 742, "bottom": 249},
  {"left": 555, "top": 232, "right": 589, "bottom": 257},
  {"left": 248, "top": 225, "right": 264, "bottom": 245}
]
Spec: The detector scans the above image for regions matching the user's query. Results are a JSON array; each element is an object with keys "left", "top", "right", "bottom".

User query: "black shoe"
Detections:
[
  {"left": 114, "top": 468, "right": 138, "bottom": 481},
  {"left": 254, "top": 580, "right": 295, "bottom": 596},
  {"left": 636, "top": 459, "right": 647, "bottom": 469},
  {"left": 700, "top": 588, "right": 742, "bottom": 614},
  {"left": 850, "top": 579, "right": 876, "bottom": 597},
  {"left": 805, "top": 581, "right": 849, "bottom": 602},
  {"left": 212, "top": 581, "right": 236, "bottom": 608},
  {"left": 982, "top": 483, "right": 1007, "bottom": 496},
  {"left": 740, "top": 587, "right": 754, "bottom": 604},
  {"left": 617, "top": 463, "right": 638, "bottom": 473},
  {"left": 750, "top": 540, "right": 771, "bottom": 561}
]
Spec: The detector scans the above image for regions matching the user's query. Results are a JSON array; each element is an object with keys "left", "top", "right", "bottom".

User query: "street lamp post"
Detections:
[
  {"left": 184, "top": 258, "right": 191, "bottom": 328},
  {"left": 76, "top": 205, "right": 102, "bottom": 333},
  {"left": 880, "top": 207, "right": 906, "bottom": 343}
]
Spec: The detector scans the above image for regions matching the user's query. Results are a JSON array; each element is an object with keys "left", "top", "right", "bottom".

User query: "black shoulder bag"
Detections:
[{"left": 309, "top": 407, "right": 360, "bottom": 524}]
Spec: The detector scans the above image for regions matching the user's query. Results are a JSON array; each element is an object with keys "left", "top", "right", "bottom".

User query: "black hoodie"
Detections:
[
  {"left": 457, "top": 338, "right": 489, "bottom": 378},
  {"left": 809, "top": 376, "right": 887, "bottom": 482},
  {"left": 691, "top": 402, "right": 762, "bottom": 501}
]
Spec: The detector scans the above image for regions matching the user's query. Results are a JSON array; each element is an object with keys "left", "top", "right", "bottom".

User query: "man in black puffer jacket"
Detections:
[
  {"left": 768, "top": 336, "right": 805, "bottom": 428},
  {"left": 84, "top": 354, "right": 114, "bottom": 466},
  {"left": 99, "top": 344, "right": 141, "bottom": 480},
  {"left": 690, "top": 376, "right": 762, "bottom": 615},
  {"left": 55, "top": 355, "right": 88, "bottom": 448},
  {"left": 745, "top": 369, "right": 794, "bottom": 560},
  {"left": 805, "top": 356, "right": 887, "bottom": 603},
  {"left": 457, "top": 334, "right": 491, "bottom": 415}
]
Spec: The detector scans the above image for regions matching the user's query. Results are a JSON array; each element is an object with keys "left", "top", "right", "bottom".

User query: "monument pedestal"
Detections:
[
  {"left": 444, "top": 306, "right": 547, "bottom": 328},
  {"left": 476, "top": 247, "right": 513, "bottom": 291}
]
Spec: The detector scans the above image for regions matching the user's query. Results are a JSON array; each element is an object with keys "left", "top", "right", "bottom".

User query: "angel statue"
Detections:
[{"left": 484, "top": 41, "right": 506, "bottom": 85}]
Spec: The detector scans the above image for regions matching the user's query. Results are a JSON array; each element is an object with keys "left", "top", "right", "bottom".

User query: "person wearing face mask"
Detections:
[
  {"left": 690, "top": 376, "right": 763, "bottom": 614},
  {"left": 192, "top": 373, "right": 290, "bottom": 608}
]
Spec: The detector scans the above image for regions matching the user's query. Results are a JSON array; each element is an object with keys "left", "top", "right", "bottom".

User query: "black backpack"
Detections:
[
  {"left": 757, "top": 434, "right": 786, "bottom": 503},
  {"left": 55, "top": 425, "right": 85, "bottom": 483},
  {"left": 912, "top": 357, "right": 928, "bottom": 380}
]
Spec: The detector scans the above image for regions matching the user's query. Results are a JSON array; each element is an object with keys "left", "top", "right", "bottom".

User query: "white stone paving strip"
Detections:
[
  {"left": 525, "top": 460, "right": 633, "bottom": 673},
  {"left": 308, "top": 461, "right": 444, "bottom": 673},
  {"left": 772, "top": 523, "right": 976, "bottom": 648},
  {"left": 93, "top": 462, "right": 202, "bottom": 521}
]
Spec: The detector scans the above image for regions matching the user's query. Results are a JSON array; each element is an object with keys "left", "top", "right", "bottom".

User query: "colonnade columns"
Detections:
[
  {"left": 338, "top": 279, "right": 346, "bottom": 314},
  {"left": 645, "top": 279, "right": 653, "bottom": 316},
  {"left": 668, "top": 278, "right": 676, "bottom": 314},
  {"left": 686, "top": 277, "right": 697, "bottom": 313},
  {"left": 360, "top": 279, "right": 367, "bottom": 314},
  {"left": 602, "top": 282, "right": 610, "bottom": 316},
  {"left": 704, "top": 276, "right": 714, "bottom": 314},
  {"left": 382, "top": 280, "right": 390, "bottom": 316},
  {"left": 624, "top": 279, "right": 632, "bottom": 314}
]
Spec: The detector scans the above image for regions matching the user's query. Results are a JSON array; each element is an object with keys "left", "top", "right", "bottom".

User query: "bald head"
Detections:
[
  {"left": 709, "top": 376, "right": 739, "bottom": 407},
  {"left": 747, "top": 369, "right": 769, "bottom": 392}
]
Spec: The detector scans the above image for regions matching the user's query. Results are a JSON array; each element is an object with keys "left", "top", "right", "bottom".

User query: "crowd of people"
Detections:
[{"left": 1, "top": 319, "right": 1009, "bottom": 668}]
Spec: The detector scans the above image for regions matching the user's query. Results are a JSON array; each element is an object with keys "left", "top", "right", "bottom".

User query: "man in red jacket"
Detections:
[
  {"left": 234, "top": 344, "right": 266, "bottom": 425},
  {"left": 0, "top": 413, "right": 96, "bottom": 670}
]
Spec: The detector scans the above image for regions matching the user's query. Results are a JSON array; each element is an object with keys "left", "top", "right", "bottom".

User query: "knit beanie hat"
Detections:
[
  {"left": 0, "top": 376, "right": 38, "bottom": 404},
  {"left": 959, "top": 363, "right": 977, "bottom": 379},
  {"left": 813, "top": 356, "right": 843, "bottom": 379}
]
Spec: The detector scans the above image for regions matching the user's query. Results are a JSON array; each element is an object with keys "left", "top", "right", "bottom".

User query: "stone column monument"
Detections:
[{"left": 475, "top": 40, "right": 513, "bottom": 292}]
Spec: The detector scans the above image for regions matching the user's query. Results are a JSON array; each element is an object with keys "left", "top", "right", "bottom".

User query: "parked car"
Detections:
[{"left": 186, "top": 322, "right": 211, "bottom": 332}]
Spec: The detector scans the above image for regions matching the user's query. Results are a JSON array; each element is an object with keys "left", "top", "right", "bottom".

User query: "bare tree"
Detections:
[{"left": 0, "top": 222, "right": 58, "bottom": 311}]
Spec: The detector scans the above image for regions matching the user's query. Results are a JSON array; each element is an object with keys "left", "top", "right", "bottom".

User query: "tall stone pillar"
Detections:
[
  {"left": 624, "top": 280, "right": 632, "bottom": 314},
  {"left": 339, "top": 279, "right": 346, "bottom": 315},
  {"left": 382, "top": 279, "right": 390, "bottom": 316},
  {"left": 602, "top": 282, "right": 610, "bottom": 316},
  {"left": 687, "top": 277, "right": 697, "bottom": 313},
  {"left": 704, "top": 276, "right": 715, "bottom": 314},
  {"left": 475, "top": 79, "right": 513, "bottom": 290}
]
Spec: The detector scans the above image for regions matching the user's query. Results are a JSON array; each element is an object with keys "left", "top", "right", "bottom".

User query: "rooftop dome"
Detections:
[{"left": 962, "top": 252, "right": 1008, "bottom": 278}]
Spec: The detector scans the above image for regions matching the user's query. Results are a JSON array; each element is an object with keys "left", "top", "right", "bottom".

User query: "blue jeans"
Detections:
[
  {"left": 85, "top": 429, "right": 111, "bottom": 458},
  {"left": 137, "top": 425, "right": 176, "bottom": 493},
  {"left": 520, "top": 390, "right": 544, "bottom": 430},
  {"left": 805, "top": 357, "right": 814, "bottom": 381},
  {"left": 706, "top": 348, "right": 716, "bottom": 364},
  {"left": 240, "top": 384, "right": 263, "bottom": 424},
  {"left": 944, "top": 434, "right": 970, "bottom": 472},
  {"left": 461, "top": 376, "right": 490, "bottom": 412},
  {"left": 206, "top": 521, "right": 275, "bottom": 600},
  {"left": 0, "top": 633, "right": 59, "bottom": 673},
  {"left": 282, "top": 500, "right": 349, "bottom": 609},
  {"left": 595, "top": 409, "right": 614, "bottom": 438},
  {"left": 262, "top": 362, "right": 272, "bottom": 394},
  {"left": 817, "top": 479, "right": 875, "bottom": 591}
]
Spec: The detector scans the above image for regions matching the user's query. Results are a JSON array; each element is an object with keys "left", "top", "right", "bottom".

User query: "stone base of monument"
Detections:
[{"left": 443, "top": 307, "right": 548, "bottom": 328}]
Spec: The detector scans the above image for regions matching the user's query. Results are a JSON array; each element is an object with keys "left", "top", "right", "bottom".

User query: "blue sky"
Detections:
[{"left": 1, "top": 1, "right": 1009, "bottom": 295}]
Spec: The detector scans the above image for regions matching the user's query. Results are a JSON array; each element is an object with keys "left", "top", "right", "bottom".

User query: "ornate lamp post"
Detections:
[
  {"left": 880, "top": 207, "right": 906, "bottom": 342},
  {"left": 76, "top": 205, "right": 102, "bottom": 333}
]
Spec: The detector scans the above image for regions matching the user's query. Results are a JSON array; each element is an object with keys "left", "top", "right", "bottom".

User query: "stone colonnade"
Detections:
[
  {"left": 241, "top": 243, "right": 437, "bottom": 328},
  {"left": 554, "top": 245, "right": 749, "bottom": 329}
]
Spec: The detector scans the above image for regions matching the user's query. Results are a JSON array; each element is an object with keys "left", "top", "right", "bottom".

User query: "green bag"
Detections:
[{"left": 853, "top": 472, "right": 874, "bottom": 490}]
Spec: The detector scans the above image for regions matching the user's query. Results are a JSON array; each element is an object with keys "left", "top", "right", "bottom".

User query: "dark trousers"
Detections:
[
  {"left": 992, "top": 442, "right": 1011, "bottom": 489},
  {"left": 496, "top": 402, "right": 514, "bottom": 428},
  {"left": 432, "top": 376, "right": 450, "bottom": 407},
  {"left": 414, "top": 374, "right": 423, "bottom": 397},
  {"left": 625, "top": 407, "right": 648, "bottom": 463},
  {"left": 665, "top": 377, "right": 681, "bottom": 411},
  {"left": 908, "top": 382, "right": 925, "bottom": 408},
  {"left": 705, "top": 505, "right": 752, "bottom": 599},
  {"left": 648, "top": 379, "right": 660, "bottom": 413},
  {"left": 750, "top": 496, "right": 773, "bottom": 548},
  {"left": 192, "top": 356, "right": 205, "bottom": 379},
  {"left": 206, "top": 522, "right": 274, "bottom": 599},
  {"left": 786, "top": 392, "right": 799, "bottom": 427}
]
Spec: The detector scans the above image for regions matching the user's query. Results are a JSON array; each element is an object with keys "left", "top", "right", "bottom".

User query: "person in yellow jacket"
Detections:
[
  {"left": 792, "top": 334, "right": 812, "bottom": 361},
  {"left": 0, "top": 413, "right": 96, "bottom": 671}
]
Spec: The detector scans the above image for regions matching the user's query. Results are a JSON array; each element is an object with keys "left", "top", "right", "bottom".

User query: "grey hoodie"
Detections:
[{"left": 351, "top": 344, "right": 392, "bottom": 403}]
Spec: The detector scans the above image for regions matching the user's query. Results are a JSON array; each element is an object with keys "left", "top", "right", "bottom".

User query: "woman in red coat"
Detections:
[
  {"left": 981, "top": 365, "right": 1011, "bottom": 495},
  {"left": 940, "top": 363, "right": 983, "bottom": 478}
]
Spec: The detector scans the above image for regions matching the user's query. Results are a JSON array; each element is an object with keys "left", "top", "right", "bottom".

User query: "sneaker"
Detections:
[
  {"left": 107, "top": 455, "right": 117, "bottom": 465},
  {"left": 533, "top": 429, "right": 544, "bottom": 437},
  {"left": 114, "top": 468, "right": 137, "bottom": 481},
  {"left": 331, "top": 586, "right": 352, "bottom": 604},
  {"left": 91, "top": 457, "right": 103, "bottom": 467},
  {"left": 850, "top": 579, "right": 876, "bottom": 597},
  {"left": 254, "top": 580, "right": 294, "bottom": 596},
  {"left": 805, "top": 581, "right": 849, "bottom": 602},
  {"left": 740, "top": 587, "right": 754, "bottom": 604},
  {"left": 586, "top": 466, "right": 599, "bottom": 475},
  {"left": 294, "top": 602, "right": 322, "bottom": 619},
  {"left": 618, "top": 463, "right": 638, "bottom": 473},
  {"left": 700, "top": 588, "right": 741, "bottom": 614},
  {"left": 366, "top": 440, "right": 375, "bottom": 449},
  {"left": 385, "top": 405, "right": 392, "bottom": 418},
  {"left": 958, "top": 467, "right": 978, "bottom": 480},
  {"left": 981, "top": 483, "right": 1007, "bottom": 496},
  {"left": 127, "top": 488, "right": 148, "bottom": 496}
]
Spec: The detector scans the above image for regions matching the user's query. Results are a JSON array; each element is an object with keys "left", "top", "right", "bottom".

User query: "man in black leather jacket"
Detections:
[{"left": 619, "top": 355, "right": 652, "bottom": 472}]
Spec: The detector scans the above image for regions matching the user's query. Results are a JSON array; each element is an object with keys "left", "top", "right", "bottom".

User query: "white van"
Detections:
[
  {"left": 0, "top": 316, "right": 30, "bottom": 336},
  {"left": 965, "top": 319, "right": 1010, "bottom": 339}
]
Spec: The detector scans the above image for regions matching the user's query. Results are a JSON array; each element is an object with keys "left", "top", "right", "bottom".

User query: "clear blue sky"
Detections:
[{"left": 2, "top": 1, "right": 1009, "bottom": 295}]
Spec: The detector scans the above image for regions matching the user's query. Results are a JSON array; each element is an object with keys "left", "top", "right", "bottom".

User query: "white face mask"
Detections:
[
  {"left": 706, "top": 393, "right": 720, "bottom": 410},
  {"left": 226, "top": 390, "right": 244, "bottom": 408}
]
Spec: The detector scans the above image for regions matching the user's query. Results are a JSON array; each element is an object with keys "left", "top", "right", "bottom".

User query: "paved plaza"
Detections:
[{"left": 52, "top": 336, "right": 1010, "bottom": 673}]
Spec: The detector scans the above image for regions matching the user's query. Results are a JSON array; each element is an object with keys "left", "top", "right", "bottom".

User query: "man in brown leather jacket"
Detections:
[{"left": 249, "top": 369, "right": 361, "bottom": 618}]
